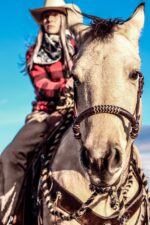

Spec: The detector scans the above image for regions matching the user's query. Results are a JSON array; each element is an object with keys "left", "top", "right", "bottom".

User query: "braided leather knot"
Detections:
[
  {"left": 130, "top": 121, "right": 139, "bottom": 139},
  {"left": 73, "top": 124, "right": 81, "bottom": 139}
]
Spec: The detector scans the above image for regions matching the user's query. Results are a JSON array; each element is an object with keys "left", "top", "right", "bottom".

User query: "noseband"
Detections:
[{"left": 73, "top": 72, "right": 144, "bottom": 142}]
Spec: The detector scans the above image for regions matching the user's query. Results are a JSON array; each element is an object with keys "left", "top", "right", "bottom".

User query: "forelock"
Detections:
[{"left": 81, "top": 12, "right": 125, "bottom": 41}]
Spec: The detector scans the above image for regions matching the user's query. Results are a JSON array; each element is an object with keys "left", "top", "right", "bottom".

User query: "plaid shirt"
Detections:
[{"left": 26, "top": 37, "right": 76, "bottom": 113}]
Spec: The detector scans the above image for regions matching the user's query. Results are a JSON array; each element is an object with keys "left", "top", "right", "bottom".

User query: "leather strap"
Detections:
[{"left": 50, "top": 178, "right": 143, "bottom": 225}]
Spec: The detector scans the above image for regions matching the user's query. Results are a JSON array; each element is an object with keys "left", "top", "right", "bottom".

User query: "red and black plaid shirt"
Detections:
[{"left": 26, "top": 37, "right": 76, "bottom": 113}]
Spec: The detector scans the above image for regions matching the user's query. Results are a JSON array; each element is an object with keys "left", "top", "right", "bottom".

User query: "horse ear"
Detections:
[
  {"left": 120, "top": 3, "right": 145, "bottom": 44},
  {"left": 70, "top": 24, "right": 90, "bottom": 44},
  {"left": 129, "top": 3, "right": 145, "bottom": 32}
]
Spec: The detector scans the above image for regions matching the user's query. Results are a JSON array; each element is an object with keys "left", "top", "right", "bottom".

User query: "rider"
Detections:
[
  {"left": 26, "top": 0, "right": 81, "bottom": 123},
  {"left": 0, "top": 0, "right": 83, "bottom": 224}
]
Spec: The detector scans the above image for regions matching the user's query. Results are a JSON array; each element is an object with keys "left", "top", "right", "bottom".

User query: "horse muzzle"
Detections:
[{"left": 80, "top": 145, "right": 123, "bottom": 187}]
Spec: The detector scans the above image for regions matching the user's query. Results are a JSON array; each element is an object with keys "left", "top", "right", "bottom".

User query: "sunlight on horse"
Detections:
[
  {"left": 71, "top": 13, "right": 143, "bottom": 187},
  {"left": 42, "top": 4, "right": 149, "bottom": 225}
]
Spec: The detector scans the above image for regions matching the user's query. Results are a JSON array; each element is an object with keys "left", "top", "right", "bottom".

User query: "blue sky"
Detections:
[{"left": 0, "top": 0, "right": 150, "bottom": 151}]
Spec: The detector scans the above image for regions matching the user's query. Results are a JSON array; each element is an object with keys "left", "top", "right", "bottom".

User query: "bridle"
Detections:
[
  {"left": 71, "top": 71, "right": 144, "bottom": 192},
  {"left": 32, "top": 71, "right": 148, "bottom": 225},
  {"left": 73, "top": 71, "right": 144, "bottom": 143},
  {"left": 72, "top": 71, "right": 144, "bottom": 195}
]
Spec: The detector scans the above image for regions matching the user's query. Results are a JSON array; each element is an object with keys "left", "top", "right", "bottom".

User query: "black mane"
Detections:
[
  {"left": 82, "top": 12, "right": 124, "bottom": 40},
  {"left": 91, "top": 17, "right": 124, "bottom": 40}
]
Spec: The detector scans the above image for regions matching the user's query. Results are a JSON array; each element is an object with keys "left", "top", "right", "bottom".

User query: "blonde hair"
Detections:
[
  {"left": 27, "top": 12, "right": 72, "bottom": 71},
  {"left": 60, "top": 14, "right": 72, "bottom": 70}
]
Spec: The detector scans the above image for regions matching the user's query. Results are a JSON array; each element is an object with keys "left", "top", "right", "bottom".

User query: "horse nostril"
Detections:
[
  {"left": 107, "top": 148, "right": 122, "bottom": 174},
  {"left": 114, "top": 148, "right": 121, "bottom": 165}
]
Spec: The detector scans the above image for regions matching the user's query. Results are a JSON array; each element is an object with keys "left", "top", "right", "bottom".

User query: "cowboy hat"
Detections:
[{"left": 30, "top": 0, "right": 83, "bottom": 27}]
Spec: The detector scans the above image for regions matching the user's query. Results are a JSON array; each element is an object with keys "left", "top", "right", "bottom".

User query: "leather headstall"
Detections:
[{"left": 73, "top": 72, "right": 144, "bottom": 142}]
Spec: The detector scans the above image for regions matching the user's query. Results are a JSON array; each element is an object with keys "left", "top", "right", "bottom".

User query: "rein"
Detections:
[
  {"left": 7, "top": 72, "right": 147, "bottom": 225},
  {"left": 39, "top": 137, "right": 149, "bottom": 225}
]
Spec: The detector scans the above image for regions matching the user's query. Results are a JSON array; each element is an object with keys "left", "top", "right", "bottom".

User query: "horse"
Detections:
[
  {"left": 0, "top": 3, "right": 149, "bottom": 225},
  {"left": 34, "top": 3, "right": 149, "bottom": 225},
  {"left": 32, "top": 4, "right": 150, "bottom": 225}
]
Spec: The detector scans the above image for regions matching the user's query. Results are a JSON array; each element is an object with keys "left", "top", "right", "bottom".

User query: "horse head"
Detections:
[{"left": 72, "top": 4, "right": 145, "bottom": 188}]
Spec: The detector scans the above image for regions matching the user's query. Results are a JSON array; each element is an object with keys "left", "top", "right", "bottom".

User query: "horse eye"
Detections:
[{"left": 129, "top": 71, "right": 139, "bottom": 80}]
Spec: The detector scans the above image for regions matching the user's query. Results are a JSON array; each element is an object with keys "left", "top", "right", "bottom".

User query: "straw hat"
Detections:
[{"left": 30, "top": 0, "right": 83, "bottom": 27}]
